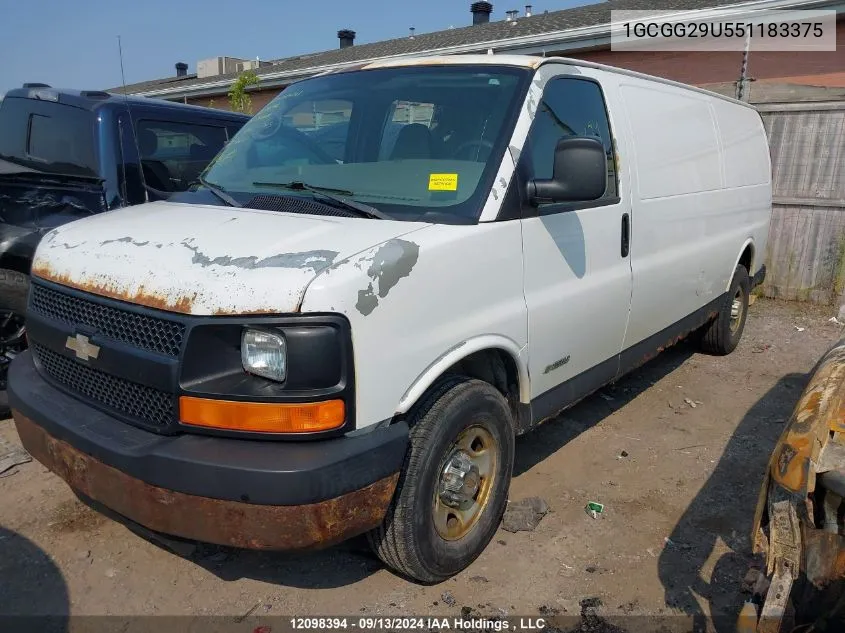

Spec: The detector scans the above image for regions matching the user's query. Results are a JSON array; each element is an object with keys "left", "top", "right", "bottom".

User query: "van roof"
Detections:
[
  {"left": 349, "top": 54, "right": 755, "bottom": 110},
  {"left": 1, "top": 86, "right": 252, "bottom": 120}
]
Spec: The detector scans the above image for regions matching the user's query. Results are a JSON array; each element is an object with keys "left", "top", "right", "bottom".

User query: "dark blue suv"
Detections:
[{"left": 0, "top": 85, "right": 249, "bottom": 413}]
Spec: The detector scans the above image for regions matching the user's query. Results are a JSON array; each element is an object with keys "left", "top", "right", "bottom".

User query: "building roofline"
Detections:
[
  {"left": 131, "top": 0, "right": 842, "bottom": 100},
  {"left": 2, "top": 87, "right": 252, "bottom": 118}
]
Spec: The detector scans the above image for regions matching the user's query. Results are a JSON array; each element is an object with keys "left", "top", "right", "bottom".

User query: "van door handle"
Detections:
[{"left": 621, "top": 213, "right": 630, "bottom": 258}]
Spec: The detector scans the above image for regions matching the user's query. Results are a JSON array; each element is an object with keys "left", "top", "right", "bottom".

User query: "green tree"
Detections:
[{"left": 228, "top": 70, "right": 259, "bottom": 114}]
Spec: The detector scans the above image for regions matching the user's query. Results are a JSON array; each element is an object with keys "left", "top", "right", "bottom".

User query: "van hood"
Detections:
[{"left": 31, "top": 201, "right": 429, "bottom": 315}]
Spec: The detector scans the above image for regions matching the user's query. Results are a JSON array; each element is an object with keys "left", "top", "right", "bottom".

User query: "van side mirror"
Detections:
[{"left": 527, "top": 136, "right": 607, "bottom": 206}]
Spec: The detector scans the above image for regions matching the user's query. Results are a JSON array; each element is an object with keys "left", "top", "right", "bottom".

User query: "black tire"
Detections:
[
  {"left": 699, "top": 264, "right": 750, "bottom": 356},
  {"left": 368, "top": 375, "right": 515, "bottom": 583},
  {"left": 0, "top": 269, "right": 29, "bottom": 418},
  {"left": 0, "top": 269, "right": 29, "bottom": 315}
]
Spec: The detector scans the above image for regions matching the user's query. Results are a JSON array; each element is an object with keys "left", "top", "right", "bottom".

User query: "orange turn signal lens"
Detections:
[{"left": 179, "top": 397, "right": 345, "bottom": 434}]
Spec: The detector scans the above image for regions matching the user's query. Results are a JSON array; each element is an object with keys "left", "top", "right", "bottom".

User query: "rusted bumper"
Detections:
[
  {"left": 8, "top": 350, "right": 408, "bottom": 550},
  {"left": 15, "top": 412, "right": 398, "bottom": 549}
]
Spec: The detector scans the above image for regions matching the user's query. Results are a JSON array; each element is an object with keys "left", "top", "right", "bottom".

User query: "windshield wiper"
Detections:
[
  {"left": 199, "top": 175, "right": 241, "bottom": 208},
  {"left": 252, "top": 180, "right": 390, "bottom": 220}
]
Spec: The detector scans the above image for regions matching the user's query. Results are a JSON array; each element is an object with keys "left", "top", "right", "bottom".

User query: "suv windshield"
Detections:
[
  {"left": 202, "top": 65, "right": 530, "bottom": 222},
  {"left": 0, "top": 97, "right": 98, "bottom": 178}
]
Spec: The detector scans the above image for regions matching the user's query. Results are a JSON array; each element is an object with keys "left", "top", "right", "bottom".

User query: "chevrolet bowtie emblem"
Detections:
[{"left": 65, "top": 334, "right": 101, "bottom": 361}]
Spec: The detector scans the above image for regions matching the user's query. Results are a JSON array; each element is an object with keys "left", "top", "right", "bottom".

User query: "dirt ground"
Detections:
[{"left": 1, "top": 298, "right": 842, "bottom": 629}]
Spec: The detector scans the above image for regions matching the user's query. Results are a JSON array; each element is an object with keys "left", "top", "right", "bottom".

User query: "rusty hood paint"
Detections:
[{"left": 31, "top": 201, "right": 429, "bottom": 315}]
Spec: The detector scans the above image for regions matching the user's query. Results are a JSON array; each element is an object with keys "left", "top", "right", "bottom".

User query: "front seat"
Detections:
[
  {"left": 390, "top": 124, "right": 434, "bottom": 160},
  {"left": 138, "top": 129, "right": 173, "bottom": 193}
]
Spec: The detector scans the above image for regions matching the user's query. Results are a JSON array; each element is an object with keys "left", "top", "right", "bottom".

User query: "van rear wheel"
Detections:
[
  {"left": 699, "top": 264, "right": 750, "bottom": 356},
  {"left": 368, "top": 376, "right": 514, "bottom": 583}
]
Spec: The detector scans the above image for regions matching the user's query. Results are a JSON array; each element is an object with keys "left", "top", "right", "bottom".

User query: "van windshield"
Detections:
[{"left": 202, "top": 65, "right": 530, "bottom": 222}]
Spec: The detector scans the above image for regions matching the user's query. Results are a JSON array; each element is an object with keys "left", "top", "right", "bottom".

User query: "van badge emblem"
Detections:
[{"left": 65, "top": 334, "right": 100, "bottom": 361}]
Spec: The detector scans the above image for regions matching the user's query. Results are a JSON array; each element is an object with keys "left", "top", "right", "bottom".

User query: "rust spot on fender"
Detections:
[
  {"left": 802, "top": 390, "right": 822, "bottom": 416},
  {"left": 211, "top": 306, "right": 278, "bottom": 316},
  {"left": 748, "top": 340, "right": 845, "bottom": 622},
  {"left": 13, "top": 412, "right": 399, "bottom": 551},
  {"left": 802, "top": 530, "right": 845, "bottom": 590},
  {"left": 830, "top": 401, "right": 845, "bottom": 435},
  {"left": 836, "top": 546, "right": 845, "bottom": 578},
  {"left": 768, "top": 343, "right": 845, "bottom": 493}
]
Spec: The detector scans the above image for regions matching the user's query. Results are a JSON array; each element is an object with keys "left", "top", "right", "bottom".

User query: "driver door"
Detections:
[{"left": 519, "top": 74, "right": 633, "bottom": 420}]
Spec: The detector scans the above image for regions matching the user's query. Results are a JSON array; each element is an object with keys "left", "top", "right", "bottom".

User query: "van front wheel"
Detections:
[
  {"left": 699, "top": 264, "right": 750, "bottom": 355},
  {"left": 368, "top": 376, "right": 515, "bottom": 583}
]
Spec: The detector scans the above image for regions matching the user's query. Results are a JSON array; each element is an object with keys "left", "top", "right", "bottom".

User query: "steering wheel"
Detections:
[
  {"left": 451, "top": 139, "right": 495, "bottom": 161},
  {"left": 271, "top": 125, "right": 336, "bottom": 165},
  {"left": 251, "top": 114, "right": 337, "bottom": 165}
]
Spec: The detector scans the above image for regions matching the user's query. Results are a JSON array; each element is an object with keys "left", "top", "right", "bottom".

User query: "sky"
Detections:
[{"left": 0, "top": 0, "right": 588, "bottom": 96}]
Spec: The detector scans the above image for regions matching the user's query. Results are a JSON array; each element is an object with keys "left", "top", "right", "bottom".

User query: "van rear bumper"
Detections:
[{"left": 9, "top": 351, "right": 407, "bottom": 550}]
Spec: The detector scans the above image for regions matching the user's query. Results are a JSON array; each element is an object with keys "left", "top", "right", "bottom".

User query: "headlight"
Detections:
[{"left": 241, "top": 328, "right": 286, "bottom": 382}]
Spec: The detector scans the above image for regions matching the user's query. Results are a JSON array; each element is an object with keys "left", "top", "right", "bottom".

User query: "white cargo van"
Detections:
[{"left": 9, "top": 55, "right": 771, "bottom": 582}]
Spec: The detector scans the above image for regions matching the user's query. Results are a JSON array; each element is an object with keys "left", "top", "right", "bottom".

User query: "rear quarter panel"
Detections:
[
  {"left": 711, "top": 99, "right": 772, "bottom": 280},
  {"left": 617, "top": 77, "right": 771, "bottom": 348}
]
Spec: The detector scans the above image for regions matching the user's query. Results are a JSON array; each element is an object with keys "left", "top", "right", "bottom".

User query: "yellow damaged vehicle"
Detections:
[{"left": 740, "top": 338, "right": 845, "bottom": 632}]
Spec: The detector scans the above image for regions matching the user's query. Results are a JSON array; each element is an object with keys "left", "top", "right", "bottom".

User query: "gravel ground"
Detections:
[{"left": 0, "top": 298, "right": 841, "bottom": 631}]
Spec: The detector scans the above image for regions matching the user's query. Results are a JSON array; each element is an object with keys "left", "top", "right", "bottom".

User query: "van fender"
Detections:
[
  {"left": 395, "top": 335, "right": 530, "bottom": 415},
  {"left": 726, "top": 238, "right": 755, "bottom": 293}
]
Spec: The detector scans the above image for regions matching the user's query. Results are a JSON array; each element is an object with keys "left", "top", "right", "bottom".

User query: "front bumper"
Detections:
[{"left": 9, "top": 351, "right": 408, "bottom": 550}]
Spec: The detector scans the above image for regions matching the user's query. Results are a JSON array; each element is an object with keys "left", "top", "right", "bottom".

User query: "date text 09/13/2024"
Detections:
[{"left": 288, "top": 617, "right": 548, "bottom": 631}]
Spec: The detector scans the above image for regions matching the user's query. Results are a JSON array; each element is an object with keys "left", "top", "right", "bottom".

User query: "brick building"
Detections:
[{"left": 110, "top": 0, "right": 845, "bottom": 108}]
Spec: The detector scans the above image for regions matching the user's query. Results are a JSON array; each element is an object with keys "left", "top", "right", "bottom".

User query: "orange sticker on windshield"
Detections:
[{"left": 429, "top": 173, "right": 458, "bottom": 191}]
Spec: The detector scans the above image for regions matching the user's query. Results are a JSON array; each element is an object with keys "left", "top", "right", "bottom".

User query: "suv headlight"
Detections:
[{"left": 241, "top": 328, "right": 286, "bottom": 382}]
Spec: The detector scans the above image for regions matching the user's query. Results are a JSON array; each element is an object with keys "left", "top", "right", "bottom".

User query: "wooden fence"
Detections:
[{"left": 758, "top": 102, "right": 845, "bottom": 304}]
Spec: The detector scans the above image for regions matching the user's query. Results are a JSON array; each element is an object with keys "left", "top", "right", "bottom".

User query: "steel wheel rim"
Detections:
[
  {"left": 729, "top": 288, "right": 745, "bottom": 334},
  {"left": 433, "top": 424, "right": 498, "bottom": 541},
  {"left": 0, "top": 311, "right": 25, "bottom": 350},
  {"left": 0, "top": 310, "right": 26, "bottom": 391}
]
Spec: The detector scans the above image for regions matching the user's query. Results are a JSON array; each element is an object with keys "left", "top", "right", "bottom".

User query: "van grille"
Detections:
[
  {"left": 30, "top": 283, "right": 185, "bottom": 357},
  {"left": 32, "top": 343, "right": 175, "bottom": 429}
]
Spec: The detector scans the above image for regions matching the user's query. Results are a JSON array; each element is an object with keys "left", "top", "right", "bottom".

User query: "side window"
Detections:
[
  {"left": 526, "top": 78, "right": 617, "bottom": 200},
  {"left": 136, "top": 120, "right": 228, "bottom": 192},
  {"left": 28, "top": 113, "right": 96, "bottom": 170},
  {"left": 9, "top": 103, "right": 98, "bottom": 177}
]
